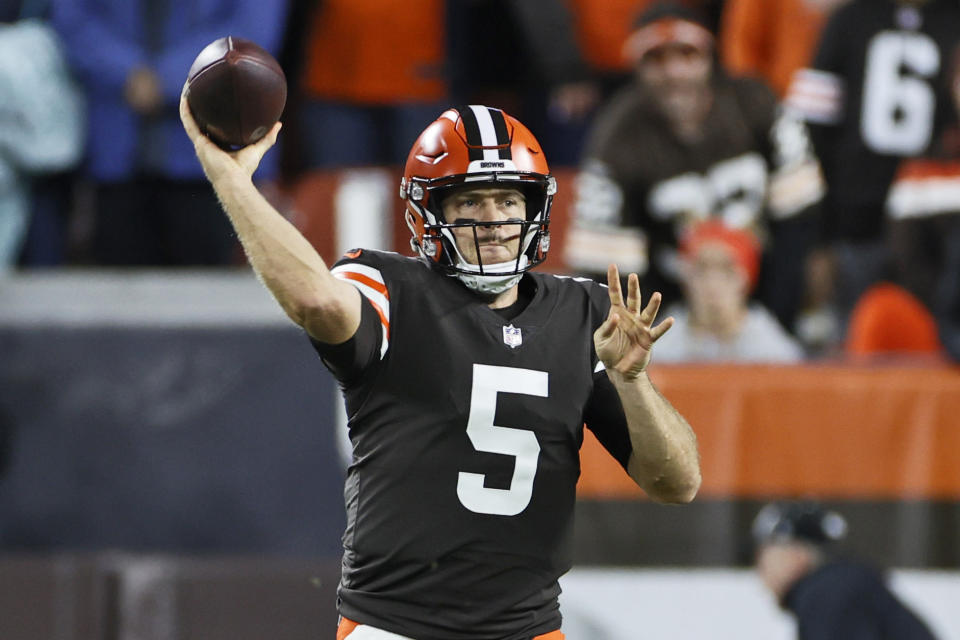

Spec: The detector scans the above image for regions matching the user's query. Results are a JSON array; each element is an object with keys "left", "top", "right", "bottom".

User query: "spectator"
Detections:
[
  {"left": 565, "top": 0, "right": 726, "bottom": 96},
  {"left": 720, "top": 0, "right": 849, "bottom": 98},
  {"left": 487, "top": 0, "right": 600, "bottom": 166},
  {"left": 49, "top": 0, "right": 289, "bottom": 266},
  {"left": 654, "top": 220, "right": 804, "bottom": 363},
  {"left": 565, "top": 1, "right": 825, "bottom": 334},
  {"left": 883, "top": 45, "right": 960, "bottom": 361},
  {"left": 526, "top": 0, "right": 726, "bottom": 164},
  {"left": 752, "top": 500, "right": 940, "bottom": 640},
  {"left": 293, "top": 0, "right": 602, "bottom": 252},
  {"left": 503, "top": 0, "right": 729, "bottom": 167},
  {"left": 447, "top": 0, "right": 608, "bottom": 167},
  {"left": 786, "top": 0, "right": 960, "bottom": 331},
  {"left": 296, "top": 0, "right": 448, "bottom": 170},
  {"left": 566, "top": 0, "right": 649, "bottom": 91},
  {"left": 297, "top": 0, "right": 599, "bottom": 169},
  {"left": 886, "top": 160, "right": 960, "bottom": 311},
  {"left": 844, "top": 282, "right": 944, "bottom": 358},
  {"left": 0, "top": 2, "right": 83, "bottom": 271}
]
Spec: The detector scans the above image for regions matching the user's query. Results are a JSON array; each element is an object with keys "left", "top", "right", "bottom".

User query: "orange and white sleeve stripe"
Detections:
[
  {"left": 331, "top": 263, "right": 390, "bottom": 359},
  {"left": 785, "top": 68, "right": 844, "bottom": 125},
  {"left": 887, "top": 159, "right": 960, "bottom": 220}
]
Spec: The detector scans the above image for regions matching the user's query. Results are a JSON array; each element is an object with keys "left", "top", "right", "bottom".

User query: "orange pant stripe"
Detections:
[{"left": 337, "top": 617, "right": 565, "bottom": 639}]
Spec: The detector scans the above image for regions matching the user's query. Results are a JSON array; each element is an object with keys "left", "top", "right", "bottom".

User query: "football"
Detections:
[{"left": 185, "top": 36, "right": 287, "bottom": 149}]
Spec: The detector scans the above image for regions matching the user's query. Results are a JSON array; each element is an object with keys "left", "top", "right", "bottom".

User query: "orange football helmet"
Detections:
[{"left": 400, "top": 105, "right": 557, "bottom": 294}]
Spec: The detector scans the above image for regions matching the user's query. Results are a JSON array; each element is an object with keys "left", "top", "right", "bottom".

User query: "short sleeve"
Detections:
[
  {"left": 785, "top": 6, "right": 851, "bottom": 125},
  {"left": 583, "top": 371, "right": 632, "bottom": 470},
  {"left": 581, "top": 278, "right": 632, "bottom": 469},
  {"left": 311, "top": 295, "right": 383, "bottom": 385},
  {"left": 310, "top": 250, "right": 393, "bottom": 384}
]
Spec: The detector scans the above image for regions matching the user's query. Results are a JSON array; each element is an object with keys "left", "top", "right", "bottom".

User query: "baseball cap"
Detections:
[
  {"left": 623, "top": 1, "right": 714, "bottom": 63},
  {"left": 752, "top": 501, "right": 849, "bottom": 547}
]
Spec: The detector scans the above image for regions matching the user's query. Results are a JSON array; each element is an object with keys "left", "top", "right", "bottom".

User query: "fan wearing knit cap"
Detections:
[{"left": 651, "top": 220, "right": 804, "bottom": 362}]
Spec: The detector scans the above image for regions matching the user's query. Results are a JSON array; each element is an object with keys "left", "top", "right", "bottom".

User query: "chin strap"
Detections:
[
  {"left": 455, "top": 271, "right": 523, "bottom": 295},
  {"left": 453, "top": 253, "right": 530, "bottom": 295}
]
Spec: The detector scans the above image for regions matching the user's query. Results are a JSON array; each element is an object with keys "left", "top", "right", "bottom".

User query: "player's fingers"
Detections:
[
  {"left": 246, "top": 122, "right": 282, "bottom": 156},
  {"left": 595, "top": 313, "right": 620, "bottom": 341},
  {"left": 180, "top": 91, "right": 220, "bottom": 159},
  {"left": 264, "top": 121, "right": 282, "bottom": 149},
  {"left": 649, "top": 316, "right": 675, "bottom": 342},
  {"left": 626, "top": 272, "right": 641, "bottom": 315},
  {"left": 639, "top": 291, "right": 662, "bottom": 326},
  {"left": 179, "top": 90, "right": 202, "bottom": 140},
  {"left": 606, "top": 264, "right": 623, "bottom": 307},
  {"left": 268, "top": 121, "right": 282, "bottom": 145}
]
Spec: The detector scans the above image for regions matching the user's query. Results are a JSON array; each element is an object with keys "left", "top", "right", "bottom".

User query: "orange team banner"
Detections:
[{"left": 577, "top": 364, "right": 960, "bottom": 500}]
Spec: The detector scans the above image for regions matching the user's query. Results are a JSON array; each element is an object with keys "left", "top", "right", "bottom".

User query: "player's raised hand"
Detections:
[
  {"left": 594, "top": 264, "right": 674, "bottom": 379},
  {"left": 179, "top": 87, "right": 281, "bottom": 181}
]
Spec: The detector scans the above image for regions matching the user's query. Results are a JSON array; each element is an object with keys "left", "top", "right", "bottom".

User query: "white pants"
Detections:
[{"left": 343, "top": 624, "right": 415, "bottom": 640}]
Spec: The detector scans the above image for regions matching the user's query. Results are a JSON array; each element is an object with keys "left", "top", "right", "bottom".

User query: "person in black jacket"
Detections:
[
  {"left": 0, "top": 407, "right": 10, "bottom": 481},
  {"left": 752, "top": 501, "right": 939, "bottom": 640}
]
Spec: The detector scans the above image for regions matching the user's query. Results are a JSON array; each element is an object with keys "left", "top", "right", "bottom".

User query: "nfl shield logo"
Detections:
[{"left": 502, "top": 324, "right": 523, "bottom": 348}]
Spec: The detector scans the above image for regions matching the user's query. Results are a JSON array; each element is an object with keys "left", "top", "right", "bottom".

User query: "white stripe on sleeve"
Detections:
[{"left": 331, "top": 263, "right": 390, "bottom": 358}]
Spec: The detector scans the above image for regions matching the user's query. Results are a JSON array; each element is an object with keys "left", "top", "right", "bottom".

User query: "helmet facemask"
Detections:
[{"left": 403, "top": 172, "right": 556, "bottom": 294}]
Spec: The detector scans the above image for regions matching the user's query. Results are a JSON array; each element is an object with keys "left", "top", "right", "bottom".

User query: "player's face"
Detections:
[
  {"left": 441, "top": 187, "right": 527, "bottom": 265},
  {"left": 638, "top": 43, "right": 712, "bottom": 94}
]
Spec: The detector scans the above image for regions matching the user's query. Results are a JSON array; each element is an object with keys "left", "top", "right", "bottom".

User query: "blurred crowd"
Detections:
[{"left": 2, "top": 0, "right": 959, "bottom": 363}]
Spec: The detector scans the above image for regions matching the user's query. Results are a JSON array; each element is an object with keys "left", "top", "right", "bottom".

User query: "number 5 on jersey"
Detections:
[{"left": 458, "top": 364, "right": 548, "bottom": 516}]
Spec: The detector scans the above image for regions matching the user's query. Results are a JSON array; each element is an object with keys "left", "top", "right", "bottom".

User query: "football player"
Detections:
[{"left": 180, "top": 95, "right": 701, "bottom": 640}]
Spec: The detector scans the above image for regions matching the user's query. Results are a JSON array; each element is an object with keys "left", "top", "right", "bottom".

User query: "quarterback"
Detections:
[{"left": 181, "top": 95, "right": 700, "bottom": 640}]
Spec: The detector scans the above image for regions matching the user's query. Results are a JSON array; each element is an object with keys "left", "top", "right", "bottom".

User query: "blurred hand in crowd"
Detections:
[
  {"left": 125, "top": 67, "right": 163, "bottom": 115},
  {"left": 804, "top": 247, "right": 836, "bottom": 310}
]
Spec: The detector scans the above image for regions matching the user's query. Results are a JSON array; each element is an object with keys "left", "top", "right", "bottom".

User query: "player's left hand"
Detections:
[{"left": 594, "top": 264, "right": 673, "bottom": 380}]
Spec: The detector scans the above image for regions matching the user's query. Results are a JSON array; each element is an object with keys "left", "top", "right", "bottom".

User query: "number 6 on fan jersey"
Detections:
[{"left": 457, "top": 364, "right": 548, "bottom": 516}]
